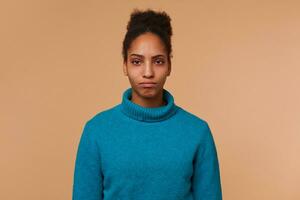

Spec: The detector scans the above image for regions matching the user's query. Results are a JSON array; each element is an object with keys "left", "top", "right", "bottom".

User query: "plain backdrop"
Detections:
[{"left": 0, "top": 1, "right": 299, "bottom": 199}]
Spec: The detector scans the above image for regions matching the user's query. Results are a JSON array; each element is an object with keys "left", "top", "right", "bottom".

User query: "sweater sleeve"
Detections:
[
  {"left": 192, "top": 121, "right": 223, "bottom": 200},
  {"left": 72, "top": 121, "right": 103, "bottom": 200}
]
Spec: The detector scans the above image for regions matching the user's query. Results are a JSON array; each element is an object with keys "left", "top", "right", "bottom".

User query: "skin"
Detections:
[{"left": 123, "top": 32, "right": 171, "bottom": 108}]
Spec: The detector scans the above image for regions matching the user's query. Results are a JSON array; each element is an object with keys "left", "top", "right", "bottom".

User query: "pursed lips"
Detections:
[{"left": 139, "top": 82, "right": 157, "bottom": 87}]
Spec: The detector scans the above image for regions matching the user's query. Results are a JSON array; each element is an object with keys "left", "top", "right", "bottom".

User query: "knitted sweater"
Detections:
[{"left": 72, "top": 87, "right": 222, "bottom": 200}]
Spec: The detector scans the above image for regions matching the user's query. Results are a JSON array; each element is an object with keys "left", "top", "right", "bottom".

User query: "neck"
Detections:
[
  {"left": 131, "top": 89, "right": 166, "bottom": 108},
  {"left": 120, "top": 87, "right": 178, "bottom": 122}
]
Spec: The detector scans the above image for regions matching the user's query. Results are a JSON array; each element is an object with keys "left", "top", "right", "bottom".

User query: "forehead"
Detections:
[{"left": 128, "top": 32, "right": 167, "bottom": 57}]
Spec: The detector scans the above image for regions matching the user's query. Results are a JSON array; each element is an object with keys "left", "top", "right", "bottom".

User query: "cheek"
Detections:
[
  {"left": 127, "top": 68, "right": 141, "bottom": 80},
  {"left": 156, "top": 67, "right": 169, "bottom": 76}
]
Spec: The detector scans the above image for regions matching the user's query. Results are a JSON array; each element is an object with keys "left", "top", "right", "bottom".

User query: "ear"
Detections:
[
  {"left": 123, "top": 61, "right": 128, "bottom": 76},
  {"left": 167, "top": 62, "right": 171, "bottom": 76}
]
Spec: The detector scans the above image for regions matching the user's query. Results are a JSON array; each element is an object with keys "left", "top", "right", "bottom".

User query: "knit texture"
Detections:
[{"left": 72, "top": 87, "right": 222, "bottom": 200}]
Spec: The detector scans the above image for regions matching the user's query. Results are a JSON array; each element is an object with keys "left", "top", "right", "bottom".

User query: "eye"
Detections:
[
  {"left": 131, "top": 59, "right": 142, "bottom": 65},
  {"left": 154, "top": 59, "right": 165, "bottom": 65}
]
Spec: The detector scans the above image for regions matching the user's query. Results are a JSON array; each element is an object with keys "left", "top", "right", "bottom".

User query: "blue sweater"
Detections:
[{"left": 72, "top": 87, "right": 222, "bottom": 200}]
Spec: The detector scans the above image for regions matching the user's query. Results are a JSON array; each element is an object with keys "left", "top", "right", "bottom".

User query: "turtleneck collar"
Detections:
[{"left": 120, "top": 87, "right": 179, "bottom": 122}]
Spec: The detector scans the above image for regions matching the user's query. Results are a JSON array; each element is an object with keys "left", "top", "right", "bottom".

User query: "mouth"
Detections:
[{"left": 139, "top": 82, "right": 157, "bottom": 88}]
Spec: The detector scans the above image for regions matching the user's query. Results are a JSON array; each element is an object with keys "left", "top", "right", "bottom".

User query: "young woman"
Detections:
[{"left": 72, "top": 8, "right": 223, "bottom": 200}]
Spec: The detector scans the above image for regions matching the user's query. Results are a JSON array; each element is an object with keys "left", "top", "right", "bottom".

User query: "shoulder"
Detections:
[
  {"left": 84, "top": 104, "right": 120, "bottom": 130},
  {"left": 175, "top": 106, "right": 213, "bottom": 140},
  {"left": 176, "top": 106, "right": 210, "bottom": 127}
]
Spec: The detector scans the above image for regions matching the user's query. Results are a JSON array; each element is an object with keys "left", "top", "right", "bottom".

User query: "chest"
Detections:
[{"left": 99, "top": 128, "right": 198, "bottom": 183}]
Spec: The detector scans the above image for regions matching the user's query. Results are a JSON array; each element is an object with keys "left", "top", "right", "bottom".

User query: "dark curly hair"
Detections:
[{"left": 122, "top": 8, "right": 173, "bottom": 65}]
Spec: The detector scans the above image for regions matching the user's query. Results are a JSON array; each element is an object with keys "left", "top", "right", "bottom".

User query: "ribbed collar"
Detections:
[{"left": 120, "top": 87, "right": 178, "bottom": 122}]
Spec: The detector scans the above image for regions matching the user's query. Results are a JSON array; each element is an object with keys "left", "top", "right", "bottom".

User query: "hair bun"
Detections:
[{"left": 127, "top": 8, "right": 173, "bottom": 37}]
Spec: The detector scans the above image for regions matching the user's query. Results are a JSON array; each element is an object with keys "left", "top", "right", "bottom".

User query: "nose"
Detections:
[{"left": 143, "top": 61, "right": 154, "bottom": 78}]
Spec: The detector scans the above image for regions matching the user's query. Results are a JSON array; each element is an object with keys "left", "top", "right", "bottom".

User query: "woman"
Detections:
[{"left": 72, "top": 8, "right": 223, "bottom": 200}]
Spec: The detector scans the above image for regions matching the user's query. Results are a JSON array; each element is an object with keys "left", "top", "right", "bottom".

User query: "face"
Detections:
[{"left": 123, "top": 32, "right": 171, "bottom": 99}]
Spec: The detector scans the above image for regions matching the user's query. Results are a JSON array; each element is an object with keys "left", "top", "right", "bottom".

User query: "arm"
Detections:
[
  {"left": 192, "top": 121, "right": 223, "bottom": 200},
  {"left": 72, "top": 121, "right": 103, "bottom": 200}
]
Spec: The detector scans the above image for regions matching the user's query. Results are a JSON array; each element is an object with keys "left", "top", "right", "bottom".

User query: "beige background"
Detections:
[{"left": 1, "top": 0, "right": 299, "bottom": 199}]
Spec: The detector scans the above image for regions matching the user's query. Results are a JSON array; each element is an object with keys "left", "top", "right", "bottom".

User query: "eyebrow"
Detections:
[{"left": 129, "top": 54, "right": 165, "bottom": 59}]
